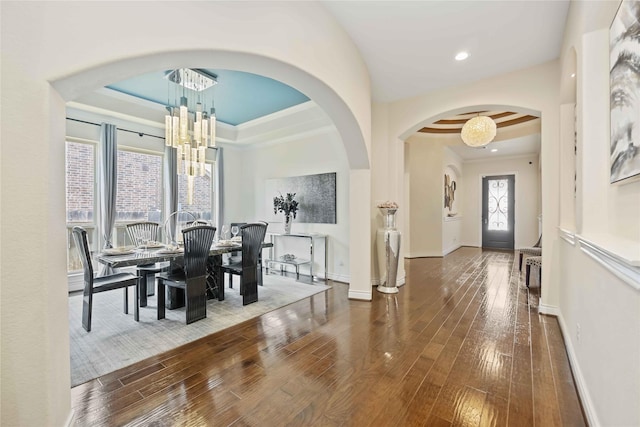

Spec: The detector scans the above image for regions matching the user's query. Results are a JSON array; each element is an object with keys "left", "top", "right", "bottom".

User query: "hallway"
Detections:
[{"left": 71, "top": 248, "right": 585, "bottom": 426}]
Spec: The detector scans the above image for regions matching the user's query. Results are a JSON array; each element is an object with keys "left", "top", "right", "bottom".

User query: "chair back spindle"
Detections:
[
  {"left": 182, "top": 225, "right": 216, "bottom": 281},
  {"left": 239, "top": 222, "right": 268, "bottom": 304},
  {"left": 72, "top": 226, "right": 94, "bottom": 285},
  {"left": 126, "top": 222, "right": 160, "bottom": 247}
]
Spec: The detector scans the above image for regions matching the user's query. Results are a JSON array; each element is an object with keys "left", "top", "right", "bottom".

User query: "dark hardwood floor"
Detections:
[{"left": 71, "top": 247, "right": 586, "bottom": 426}]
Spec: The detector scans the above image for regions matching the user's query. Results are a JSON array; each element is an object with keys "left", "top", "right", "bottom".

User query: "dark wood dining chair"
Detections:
[
  {"left": 228, "top": 222, "right": 247, "bottom": 264},
  {"left": 126, "top": 222, "right": 166, "bottom": 305},
  {"left": 156, "top": 225, "right": 216, "bottom": 324},
  {"left": 72, "top": 226, "right": 140, "bottom": 332},
  {"left": 219, "top": 222, "right": 268, "bottom": 305}
]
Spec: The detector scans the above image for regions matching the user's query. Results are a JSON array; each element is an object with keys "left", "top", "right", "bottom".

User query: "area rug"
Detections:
[{"left": 68, "top": 274, "right": 330, "bottom": 387}]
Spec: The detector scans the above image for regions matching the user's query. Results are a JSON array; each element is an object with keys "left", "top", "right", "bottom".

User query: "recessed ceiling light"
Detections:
[
  {"left": 571, "top": 73, "right": 576, "bottom": 78},
  {"left": 491, "top": 148, "right": 498, "bottom": 152},
  {"left": 455, "top": 51, "right": 469, "bottom": 61}
]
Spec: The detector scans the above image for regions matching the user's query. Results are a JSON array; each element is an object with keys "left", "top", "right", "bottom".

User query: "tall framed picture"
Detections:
[{"left": 610, "top": 0, "right": 640, "bottom": 183}]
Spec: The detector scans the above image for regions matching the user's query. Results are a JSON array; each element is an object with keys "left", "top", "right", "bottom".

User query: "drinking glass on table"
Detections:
[
  {"left": 221, "top": 225, "right": 229, "bottom": 240},
  {"left": 231, "top": 225, "right": 239, "bottom": 238},
  {"left": 142, "top": 230, "right": 151, "bottom": 247}
]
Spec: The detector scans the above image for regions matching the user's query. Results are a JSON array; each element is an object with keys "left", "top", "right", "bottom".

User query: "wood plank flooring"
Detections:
[{"left": 70, "top": 247, "right": 586, "bottom": 426}]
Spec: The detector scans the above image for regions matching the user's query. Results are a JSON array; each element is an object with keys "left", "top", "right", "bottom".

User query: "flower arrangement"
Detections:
[
  {"left": 377, "top": 201, "right": 398, "bottom": 209},
  {"left": 273, "top": 192, "right": 299, "bottom": 218}
]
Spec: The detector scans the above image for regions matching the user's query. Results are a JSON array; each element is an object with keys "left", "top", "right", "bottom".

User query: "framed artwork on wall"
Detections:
[
  {"left": 610, "top": 0, "right": 640, "bottom": 183},
  {"left": 444, "top": 166, "right": 458, "bottom": 217},
  {"left": 265, "top": 172, "right": 337, "bottom": 224}
]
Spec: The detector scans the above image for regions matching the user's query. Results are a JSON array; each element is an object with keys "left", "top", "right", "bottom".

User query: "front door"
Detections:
[{"left": 482, "top": 174, "right": 515, "bottom": 249}]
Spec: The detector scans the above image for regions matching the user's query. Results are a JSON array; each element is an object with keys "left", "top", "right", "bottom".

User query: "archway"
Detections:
[
  {"left": 54, "top": 50, "right": 371, "bottom": 363},
  {"left": 53, "top": 50, "right": 368, "bottom": 170},
  {"left": 401, "top": 104, "right": 542, "bottom": 258},
  {"left": 1, "top": 3, "right": 373, "bottom": 424}
]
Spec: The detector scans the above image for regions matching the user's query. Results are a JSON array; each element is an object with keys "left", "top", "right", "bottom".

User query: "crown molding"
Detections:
[{"left": 68, "top": 92, "right": 330, "bottom": 148}]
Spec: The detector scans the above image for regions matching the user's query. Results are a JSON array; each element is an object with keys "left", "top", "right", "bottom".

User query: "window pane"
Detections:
[
  {"left": 488, "top": 178, "right": 509, "bottom": 231},
  {"left": 178, "top": 163, "right": 213, "bottom": 221},
  {"left": 66, "top": 141, "right": 95, "bottom": 222},
  {"left": 66, "top": 140, "right": 96, "bottom": 272},
  {"left": 116, "top": 150, "right": 163, "bottom": 223}
]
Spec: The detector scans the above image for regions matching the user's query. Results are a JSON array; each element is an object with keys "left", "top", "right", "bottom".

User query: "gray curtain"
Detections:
[
  {"left": 215, "top": 147, "right": 224, "bottom": 238},
  {"left": 164, "top": 145, "right": 178, "bottom": 244},
  {"left": 99, "top": 123, "right": 117, "bottom": 249},
  {"left": 98, "top": 123, "right": 117, "bottom": 275}
]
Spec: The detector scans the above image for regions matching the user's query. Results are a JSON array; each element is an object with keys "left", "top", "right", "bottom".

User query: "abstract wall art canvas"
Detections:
[
  {"left": 610, "top": 0, "right": 640, "bottom": 183},
  {"left": 265, "top": 172, "right": 337, "bottom": 224}
]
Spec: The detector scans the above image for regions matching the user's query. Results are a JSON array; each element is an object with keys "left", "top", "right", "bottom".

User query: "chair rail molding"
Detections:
[
  {"left": 576, "top": 234, "right": 640, "bottom": 290},
  {"left": 558, "top": 227, "right": 576, "bottom": 245}
]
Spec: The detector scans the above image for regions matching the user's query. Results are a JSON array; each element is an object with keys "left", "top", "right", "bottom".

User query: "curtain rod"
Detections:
[
  {"left": 66, "top": 117, "right": 219, "bottom": 150},
  {"left": 66, "top": 117, "right": 165, "bottom": 140}
]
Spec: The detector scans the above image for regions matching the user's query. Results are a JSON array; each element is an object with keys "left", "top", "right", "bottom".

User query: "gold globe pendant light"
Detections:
[{"left": 461, "top": 115, "right": 497, "bottom": 147}]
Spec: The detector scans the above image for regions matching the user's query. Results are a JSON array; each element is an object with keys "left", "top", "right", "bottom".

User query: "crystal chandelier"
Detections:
[
  {"left": 460, "top": 115, "right": 497, "bottom": 147},
  {"left": 164, "top": 69, "right": 217, "bottom": 203}
]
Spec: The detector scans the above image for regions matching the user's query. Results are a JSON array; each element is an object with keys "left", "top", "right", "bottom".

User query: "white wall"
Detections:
[
  {"left": 554, "top": 2, "right": 640, "bottom": 425},
  {"left": 443, "top": 148, "right": 463, "bottom": 255},
  {"left": 371, "top": 102, "right": 405, "bottom": 286},
  {"left": 405, "top": 135, "right": 444, "bottom": 257},
  {"left": 460, "top": 154, "right": 540, "bottom": 248},
  {"left": 221, "top": 128, "right": 350, "bottom": 282},
  {"left": 0, "top": 3, "right": 372, "bottom": 425},
  {"left": 382, "top": 60, "right": 560, "bottom": 310}
]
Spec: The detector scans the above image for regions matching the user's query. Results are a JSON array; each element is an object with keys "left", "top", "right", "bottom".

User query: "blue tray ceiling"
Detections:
[{"left": 107, "top": 69, "right": 309, "bottom": 126}]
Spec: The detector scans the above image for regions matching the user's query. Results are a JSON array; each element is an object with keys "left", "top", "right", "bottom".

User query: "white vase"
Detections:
[
  {"left": 376, "top": 207, "right": 401, "bottom": 294},
  {"left": 284, "top": 214, "right": 292, "bottom": 234}
]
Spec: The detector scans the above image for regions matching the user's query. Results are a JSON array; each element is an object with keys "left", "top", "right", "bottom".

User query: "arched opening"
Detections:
[
  {"left": 54, "top": 50, "right": 371, "bottom": 385},
  {"left": 402, "top": 105, "right": 542, "bottom": 258},
  {"left": 2, "top": 4, "right": 374, "bottom": 425},
  {"left": 53, "top": 50, "right": 368, "bottom": 170}
]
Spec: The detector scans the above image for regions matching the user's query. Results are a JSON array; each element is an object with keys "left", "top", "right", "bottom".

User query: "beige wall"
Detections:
[
  {"left": 405, "top": 135, "right": 445, "bottom": 257},
  {"left": 460, "top": 154, "right": 541, "bottom": 249},
  {"left": 225, "top": 129, "right": 351, "bottom": 282},
  {"left": 443, "top": 148, "right": 463, "bottom": 255},
  {"left": 380, "top": 60, "right": 560, "bottom": 308},
  {"left": 554, "top": 2, "right": 640, "bottom": 425},
  {"left": 0, "top": 2, "right": 372, "bottom": 425}
]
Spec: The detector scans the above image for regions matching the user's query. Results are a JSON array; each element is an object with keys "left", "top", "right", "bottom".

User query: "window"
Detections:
[
  {"left": 66, "top": 141, "right": 95, "bottom": 223},
  {"left": 116, "top": 149, "right": 163, "bottom": 223},
  {"left": 178, "top": 163, "right": 214, "bottom": 221},
  {"left": 488, "top": 178, "right": 509, "bottom": 231},
  {"left": 65, "top": 140, "right": 96, "bottom": 272}
]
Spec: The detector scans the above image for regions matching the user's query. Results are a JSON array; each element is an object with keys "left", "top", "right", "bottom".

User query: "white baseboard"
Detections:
[
  {"left": 68, "top": 273, "right": 84, "bottom": 293},
  {"left": 371, "top": 274, "right": 406, "bottom": 287},
  {"left": 326, "top": 272, "right": 349, "bottom": 283},
  {"left": 538, "top": 303, "right": 559, "bottom": 316},
  {"left": 557, "top": 312, "right": 600, "bottom": 427},
  {"left": 460, "top": 242, "right": 480, "bottom": 248},
  {"left": 65, "top": 409, "right": 75, "bottom": 427},
  {"left": 405, "top": 251, "right": 442, "bottom": 259},
  {"left": 443, "top": 244, "right": 462, "bottom": 256},
  {"left": 348, "top": 289, "right": 372, "bottom": 301}
]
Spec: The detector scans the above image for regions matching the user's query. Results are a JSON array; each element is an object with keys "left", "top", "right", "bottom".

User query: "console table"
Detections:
[{"left": 265, "top": 233, "right": 327, "bottom": 281}]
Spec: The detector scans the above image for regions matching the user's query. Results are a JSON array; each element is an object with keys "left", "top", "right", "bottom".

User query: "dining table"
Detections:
[{"left": 96, "top": 240, "right": 272, "bottom": 309}]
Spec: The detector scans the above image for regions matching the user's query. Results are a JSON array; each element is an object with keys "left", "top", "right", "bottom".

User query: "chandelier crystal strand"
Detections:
[
  {"left": 209, "top": 107, "right": 217, "bottom": 148},
  {"left": 164, "top": 68, "right": 218, "bottom": 201}
]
